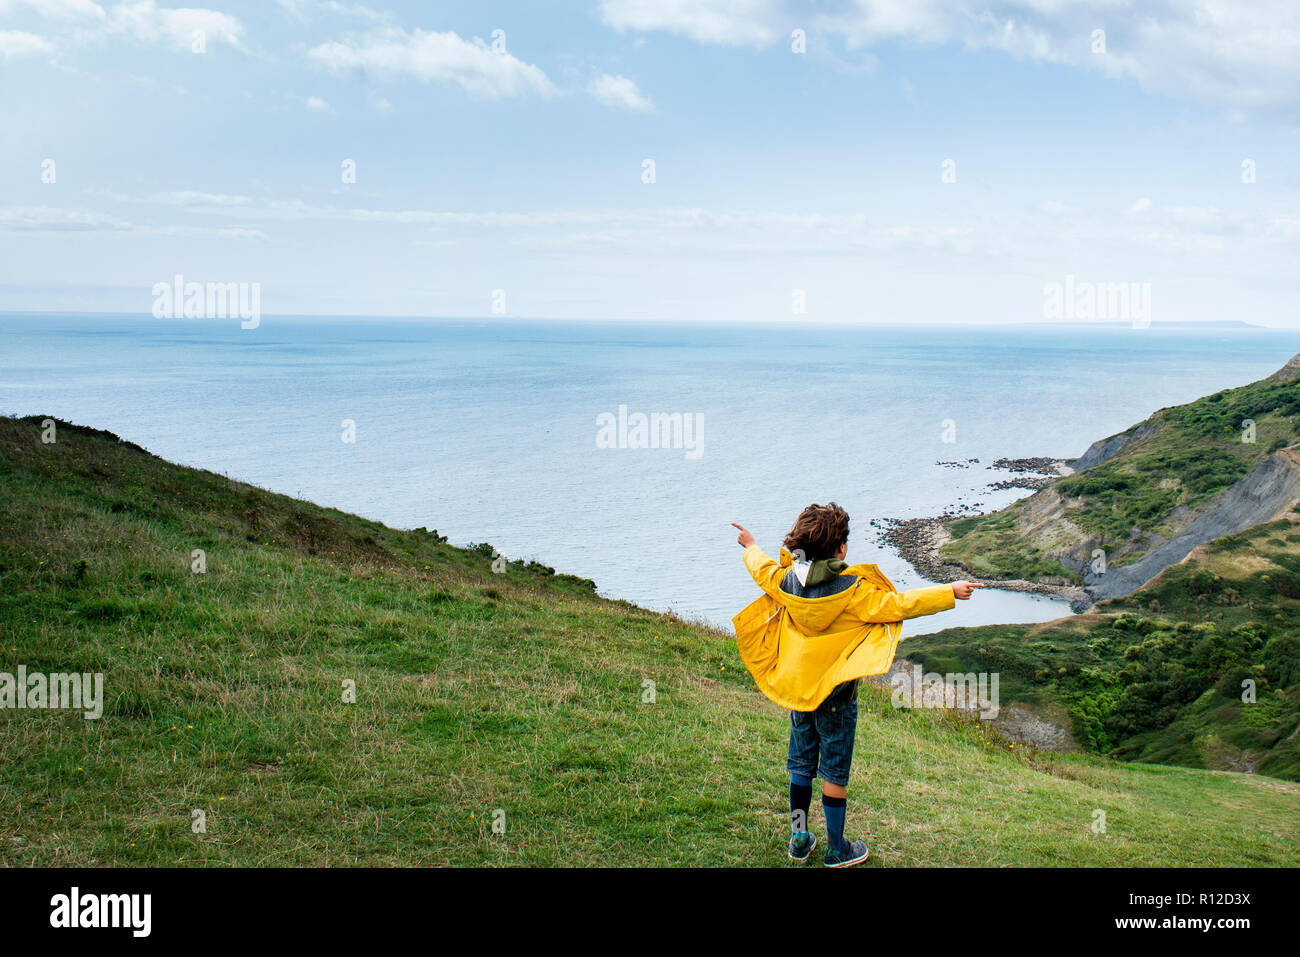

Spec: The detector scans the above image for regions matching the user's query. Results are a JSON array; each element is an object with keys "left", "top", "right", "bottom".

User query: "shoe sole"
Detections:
[
  {"left": 787, "top": 833, "right": 818, "bottom": 863},
  {"left": 825, "top": 847, "right": 870, "bottom": 868}
]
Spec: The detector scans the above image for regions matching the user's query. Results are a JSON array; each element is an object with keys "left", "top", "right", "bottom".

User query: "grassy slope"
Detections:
[
  {"left": 905, "top": 510, "right": 1300, "bottom": 781},
  {"left": 1, "top": 415, "right": 1297, "bottom": 866},
  {"left": 941, "top": 370, "right": 1300, "bottom": 579}
]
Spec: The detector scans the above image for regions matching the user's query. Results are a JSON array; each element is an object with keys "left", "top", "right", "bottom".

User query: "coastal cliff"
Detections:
[{"left": 927, "top": 353, "right": 1300, "bottom": 605}]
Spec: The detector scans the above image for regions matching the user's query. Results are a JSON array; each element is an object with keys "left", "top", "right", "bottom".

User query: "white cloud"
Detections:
[
  {"left": 109, "top": 1, "right": 245, "bottom": 52},
  {"left": 0, "top": 1, "right": 245, "bottom": 53},
  {"left": 87, "top": 187, "right": 254, "bottom": 207},
  {"left": 0, "top": 30, "right": 55, "bottom": 57},
  {"left": 307, "top": 27, "right": 557, "bottom": 99},
  {"left": 598, "top": 0, "right": 784, "bottom": 47},
  {"left": 0, "top": 203, "right": 269, "bottom": 239},
  {"left": 587, "top": 72, "right": 655, "bottom": 112},
  {"left": 76, "top": 192, "right": 1300, "bottom": 270},
  {"left": 321, "top": 1, "right": 388, "bottom": 20},
  {"left": 138, "top": 224, "right": 271, "bottom": 240},
  {"left": 1123, "top": 199, "right": 1251, "bottom": 236},
  {"left": 276, "top": 0, "right": 390, "bottom": 22},
  {"left": 598, "top": 0, "right": 1300, "bottom": 109},
  {"left": 274, "top": 0, "right": 307, "bottom": 19},
  {"left": 150, "top": 190, "right": 253, "bottom": 206},
  {"left": 0, "top": 206, "right": 131, "bottom": 231},
  {"left": 305, "top": 95, "right": 332, "bottom": 112},
  {"left": 0, "top": 0, "right": 106, "bottom": 19}
]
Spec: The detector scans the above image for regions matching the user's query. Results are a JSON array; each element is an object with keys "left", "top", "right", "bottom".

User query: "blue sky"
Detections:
[{"left": 2, "top": 0, "right": 1299, "bottom": 324}]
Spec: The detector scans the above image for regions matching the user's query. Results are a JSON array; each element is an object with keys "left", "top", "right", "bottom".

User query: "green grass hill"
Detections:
[{"left": 1, "top": 415, "right": 1297, "bottom": 866}]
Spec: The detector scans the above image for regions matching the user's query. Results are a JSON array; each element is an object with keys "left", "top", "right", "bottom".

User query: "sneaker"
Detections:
[
  {"left": 787, "top": 830, "right": 817, "bottom": 862},
  {"left": 824, "top": 839, "right": 870, "bottom": 868}
]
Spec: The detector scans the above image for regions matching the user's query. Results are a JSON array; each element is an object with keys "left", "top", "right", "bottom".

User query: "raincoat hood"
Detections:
[
  {"left": 790, "top": 555, "right": 848, "bottom": 589},
  {"left": 732, "top": 544, "right": 955, "bottom": 711},
  {"left": 780, "top": 553, "right": 888, "bottom": 632}
]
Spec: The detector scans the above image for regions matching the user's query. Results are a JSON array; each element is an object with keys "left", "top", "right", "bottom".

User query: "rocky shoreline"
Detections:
[
  {"left": 873, "top": 456, "right": 1092, "bottom": 611},
  {"left": 985, "top": 457, "right": 1075, "bottom": 491},
  {"left": 873, "top": 514, "right": 1092, "bottom": 608},
  {"left": 990, "top": 456, "right": 1065, "bottom": 474}
]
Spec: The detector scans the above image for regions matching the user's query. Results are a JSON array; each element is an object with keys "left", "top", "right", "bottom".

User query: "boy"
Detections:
[{"left": 731, "top": 503, "right": 982, "bottom": 867}]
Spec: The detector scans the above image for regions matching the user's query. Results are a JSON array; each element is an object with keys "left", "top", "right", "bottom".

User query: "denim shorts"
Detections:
[{"left": 787, "top": 679, "right": 859, "bottom": 787}]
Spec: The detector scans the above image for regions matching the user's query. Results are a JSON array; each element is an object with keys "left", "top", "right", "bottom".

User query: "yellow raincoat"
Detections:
[{"left": 732, "top": 545, "right": 955, "bottom": 711}]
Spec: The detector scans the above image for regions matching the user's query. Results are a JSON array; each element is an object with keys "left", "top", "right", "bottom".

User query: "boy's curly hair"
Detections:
[{"left": 783, "top": 502, "right": 850, "bottom": 561}]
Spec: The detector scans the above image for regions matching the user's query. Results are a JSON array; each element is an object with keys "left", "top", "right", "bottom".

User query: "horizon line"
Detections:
[{"left": 0, "top": 310, "right": 1277, "bottom": 330}]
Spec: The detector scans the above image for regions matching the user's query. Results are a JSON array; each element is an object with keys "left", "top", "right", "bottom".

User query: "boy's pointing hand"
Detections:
[
  {"left": 952, "top": 581, "right": 985, "bottom": 600},
  {"left": 730, "top": 523, "right": 755, "bottom": 548}
]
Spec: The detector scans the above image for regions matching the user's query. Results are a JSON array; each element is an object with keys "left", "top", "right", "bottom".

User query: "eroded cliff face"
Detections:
[
  {"left": 1073, "top": 420, "right": 1159, "bottom": 472},
  {"left": 1081, "top": 445, "right": 1300, "bottom": 600},
  {"left": 940, "top": 354, "right": 1300, "bottom": 606}
]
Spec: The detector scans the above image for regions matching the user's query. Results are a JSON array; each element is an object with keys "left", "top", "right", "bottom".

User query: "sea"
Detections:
[{"left": 3, "top": 313, "right": 1296, "bottom": 636}]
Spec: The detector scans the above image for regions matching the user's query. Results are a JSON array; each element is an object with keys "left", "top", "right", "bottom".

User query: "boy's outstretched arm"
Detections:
[{"left": 853, "top": 579, "right": 984, "bottom": 623}]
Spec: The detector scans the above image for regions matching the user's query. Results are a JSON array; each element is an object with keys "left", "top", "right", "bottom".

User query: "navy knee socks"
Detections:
[
  {"left": 789, "top": 774, "right": 812, "bottom": 833},
  {"left": 822, "top": 795, "right": 848, "bottom": 853}
]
